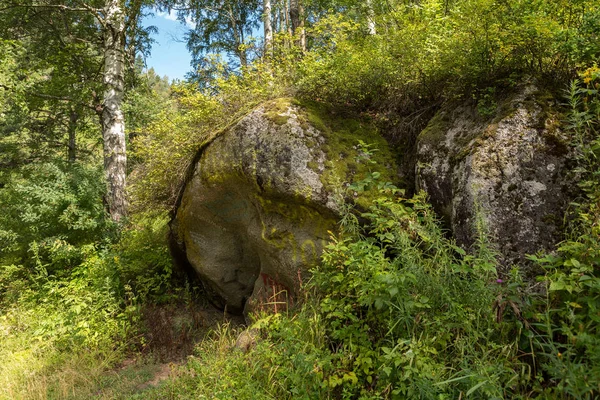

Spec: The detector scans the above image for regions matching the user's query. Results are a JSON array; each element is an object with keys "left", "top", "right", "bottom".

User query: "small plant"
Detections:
[{"left": 475, "top": 87, "right": 497, "bottom": 117}]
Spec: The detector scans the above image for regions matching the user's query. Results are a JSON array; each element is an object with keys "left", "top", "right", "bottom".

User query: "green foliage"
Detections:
[
  {"left": 131, "top": 119, "right": 599, "bottom": 398},
  {"left": 135, "top": 166, "right": 526, "bottom": 399},
  {"left": 524, "top": 66, "right": 600, "bottom": 398},
  {"left": 123, "top": 68, "right": 172, "bottom": 146},
  {"left": 0, "top": 162, "right": 110, "bottom": 273},
  {"left": 112, "top": 211, "right": 176, "bottom": 302},
  {"left": 128, "top": 83, "right": 222, "bottom": 209},
  {"left": 475, "top": 87, "right": 498, "bottom": 117},
  {"left": 0, "top": 242, "right": 135, "bottom": 399},
  {"left": 308, "top": 175, "right": 525, "bottom": 398},
  {"left": 295, "top": 0, "right": 600, "bottom": 114},
  {"left": 175, "top": 0, "right": 261, "bottom": 72},
  {"left": 129, "top": 63, "right": 288, "bottom": 210},
  {"left": 0, "top": 159, "right": 180, "bottom": 399},
  {"left": 296, "top": 15, "right": 394, "bottom": 109},
  {"left": 2, "top": 1, "right": 600, "bottom": 398}
]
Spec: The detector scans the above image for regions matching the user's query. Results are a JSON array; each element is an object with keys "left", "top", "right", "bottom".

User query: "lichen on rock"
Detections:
[
  {"left": 416, "top": 84, "right": 572, "bottom": 277},
  {"left": 171, "top": 98, "right": 396, "bottom": 314}
]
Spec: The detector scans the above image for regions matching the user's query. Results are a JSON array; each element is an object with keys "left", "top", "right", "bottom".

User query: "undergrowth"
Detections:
[
  {"left": 0, "top": 165, "right": 182, "bottom": 399},
  {"left": 137, "top": 154, "right": 523, "bottom": 399},
  {"left": 136, "top": 75, "right": 600, "bottom": 398}
]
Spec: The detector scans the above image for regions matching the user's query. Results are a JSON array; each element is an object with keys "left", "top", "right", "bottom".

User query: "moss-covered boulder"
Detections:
[
  {"left": 416, "top": 85, "right": 572, "bottom": 277},
  {"left": 171, "top": 99, "right": 395, "bottom": 313}
]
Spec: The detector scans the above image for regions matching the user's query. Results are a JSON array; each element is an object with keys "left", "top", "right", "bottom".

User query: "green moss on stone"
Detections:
[
  {"left": 199, "top": 97, "right": 398, "bottom": 211},
  {"left": 417, "top": 111, "right": 452, "bottom": 150},
  {"left": 263, "top": 98, "right": 294, "bottom": 126},
  {"left": 293, "top": 99, "right": 397, "bottom": 208}
]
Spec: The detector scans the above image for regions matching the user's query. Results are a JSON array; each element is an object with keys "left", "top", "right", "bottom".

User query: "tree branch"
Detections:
[
  {"left": 0, "top": 84, "right": 97, "bottom": 112},
  {"left": 0, "top": 4, "right": 93, "bottom": 13}
]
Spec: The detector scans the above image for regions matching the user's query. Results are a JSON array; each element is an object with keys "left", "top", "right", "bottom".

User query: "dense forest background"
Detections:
[{"left": 1, "top": 0, "right": 600, "bottom": 398}]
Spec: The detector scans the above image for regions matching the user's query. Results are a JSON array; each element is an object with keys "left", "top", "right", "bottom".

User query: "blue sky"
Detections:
[{"left": 142, "top": 11, "right": 193, "bottom": 81}]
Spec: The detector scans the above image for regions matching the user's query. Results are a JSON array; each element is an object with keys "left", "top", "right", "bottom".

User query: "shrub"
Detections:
[
  {"left": 526, "top": 66, "right": 600, "bottom": 398},
  {"left": 0, "top": 161, "right": 110, "bottom": 278}
]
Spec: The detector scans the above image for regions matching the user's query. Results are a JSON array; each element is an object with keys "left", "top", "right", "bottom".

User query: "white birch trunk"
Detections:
[
  {"left": 263, "top": 0, "right": 273, "bottom": 54},
  {"left": 102, "top": 0, "right": 127, "bottom": 222},
  {"left": 366, "top": 0, "right": 376, "bottom": 35}
]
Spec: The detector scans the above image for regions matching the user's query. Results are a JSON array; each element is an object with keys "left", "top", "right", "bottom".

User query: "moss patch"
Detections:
[
  {"left": 293, "top": 99, "right": 397, "bottom": 208},
  {"left": 417, "top": 110, "right": 452, "bottom": 150},
  {"left": 263, "top": 98, "right": 294, "bottom": 126},
  {"left": 188, "top": 98, "right": 399, "bottom": 212}
]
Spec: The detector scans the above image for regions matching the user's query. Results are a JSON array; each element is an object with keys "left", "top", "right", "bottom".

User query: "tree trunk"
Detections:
[
  {"left": 299, "top": 1, "right": 306, "bottom": 52},
  {"left": 289, "top": 0, "right": 299, "bottom": 35},
  {"left": 68, "top": 108, "right": 78, "bottom": 163},
  {"left": 228, "top": 2, "right": 247, "bottom": 68},
  {"left": 125, "top": 0, "right": 142, "bottom": 78},
  {"left": 102, "top": 0, "right": 127, "bottom": 222},
  {"left": 289, "top": 0, "right": 305, "bottom": 50},
  {"left": 263, "top": 0, "right": 273, "bottom": 54},
  {"left": 366, "top": 0, "right": 376, "bottom": 35},
  {"left": 278, "top": 0, "right": 285, "bottom": 33},
  {"left": 284, "top": 0, "right": 291, "bottom": 36}
]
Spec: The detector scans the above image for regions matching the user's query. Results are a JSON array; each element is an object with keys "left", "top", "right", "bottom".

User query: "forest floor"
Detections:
[{"left": 87, "top": 302, "right": 245, "bottom": 399}]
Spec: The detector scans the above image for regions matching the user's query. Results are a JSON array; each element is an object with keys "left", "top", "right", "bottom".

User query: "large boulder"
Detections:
[
  {"left": 171, "top": 99, "right": 396, "bottom": 313},
  {"left": 416, "top": 85, "right": 572, "bottom": 277}
]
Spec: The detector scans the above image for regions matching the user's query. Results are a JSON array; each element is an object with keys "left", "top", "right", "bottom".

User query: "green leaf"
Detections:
[
  {"left": 549, "top": 280, "right": 566, "bottom": 291},
  {"left": 466, "top": 380, "right": 488, "bottom": 396}
]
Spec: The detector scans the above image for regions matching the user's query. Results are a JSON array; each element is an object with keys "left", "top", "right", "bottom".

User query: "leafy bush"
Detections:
[
  {"left": 294, "top": 0, "right": 600, "bottom": 115},
  {"left": 0, "top": 160, "right": 184, "bottom": 398},
  {"left": 0, "top": 161, "right": 110, "bottom": 275},
  {"left": 112, "top": 211, "right": 177, "bottom": 302},
  {"left": 525, "top": 66, "right": 600, "bottom": 398},
  {"left": 137, "top": 164, "right": 528, "bottom": 399},
  {"left": 129, "top": 70, "right": 287, "bottom": 210},
  {"left": 306, "top": 173, "right": 530, "bottom": 398}
]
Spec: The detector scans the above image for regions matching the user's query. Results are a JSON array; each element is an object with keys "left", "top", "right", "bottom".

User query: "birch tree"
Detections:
[
  {"left": 102, "top": 0, "right": 128, "bottom": 221},
  {"left": 366, "top": 0, "right": 376, "bottom": 35},
  {"left": 0, "top": 0, "right": 150, "bottom": 222},
  {"left": 263, "top": 0, "right": 273, "bottom": 53}
]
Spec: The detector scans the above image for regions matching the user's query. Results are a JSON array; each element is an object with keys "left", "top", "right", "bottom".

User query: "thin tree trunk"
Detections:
[
  {"left": 263, "top": 0, "right": 273, "bottom": 54},
  {"left": 102, "top": 0, "right": 127, "bottom": 222},
  {"left": 228, "top": 2, "right": 247, "bottom": 67},
  {"left": 366, "top": 0, "right": 376, "bottom": 35},
  {"left": 289, "top": 0, "right": 299, "bottom": 35},
  {"left": 299, "top": 1, "right": 306, "bottom": 52},
  {"left": 289, "top": 0, "right": 305, "bottom": 51},
  {"left": 279, "top": 0, "right": 285, "bottom": 33},
  {"left": 67, "top": 108, "right": 78, "bottom": 162},
  {"left": 284, "top": 0, "right": 291, "bottom": 36},
  {"left": 125, "top": 0, "right": 142, "bottom": 78},
  {"left": 290, "top": 0, "right": 300, "bottom": 35}
]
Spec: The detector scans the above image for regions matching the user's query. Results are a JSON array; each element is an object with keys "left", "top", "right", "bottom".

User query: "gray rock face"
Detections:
[
  {"left": 416, "top": 86, "right": 571, "bottom": 276},
  {"left": 171, "top": 99, "right": 395, "bottom": 313}
]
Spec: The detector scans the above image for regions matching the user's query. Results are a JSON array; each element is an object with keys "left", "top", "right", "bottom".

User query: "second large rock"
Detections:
[{"left": 416, "top": 85, "right": 572, "bottom": 277}]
